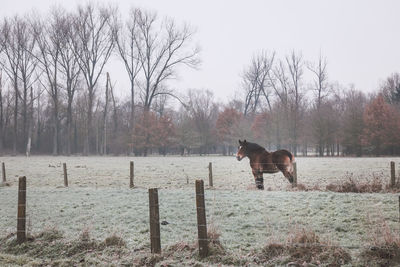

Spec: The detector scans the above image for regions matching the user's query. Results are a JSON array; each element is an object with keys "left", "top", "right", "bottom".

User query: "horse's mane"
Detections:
[{"left": 246, "top": 142, "right": 266, "bottom": 153}]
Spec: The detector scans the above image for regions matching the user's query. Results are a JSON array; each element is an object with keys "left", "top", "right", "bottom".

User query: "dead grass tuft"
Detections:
[
  {"left": 255, "top": 227, "right": 351, "bottom": 266},
  {"left": 79, "top": 227, "right": 91, "bottom": 242},
  {"left": 161, "top": 222, "right": 248, "bottom": 266},
  {"left": 0, "top": 227, "right": 129, "bottom": 265},
  {"left": 258, "top": 243, "right": 285, "bottom": 262},
  {"left": 326, "top": 172, "right": 385, "bottom": 193},
  {"left": 294, "top": 183, "right": 307, "bottom": 191},
  {"left": 288, "top": 183, "right": 322, "bottom": 192},
  {"left": 103, "top": 234, "right": 126, "bottom": 247},
  {"left": 360, "top": 220, "right": 400, "bottom": 265},
  {"left": 35, "top": 227, "right": 63, "bottom": 242}
]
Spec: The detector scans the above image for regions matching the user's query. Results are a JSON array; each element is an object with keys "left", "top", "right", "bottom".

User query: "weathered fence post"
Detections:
[
  {"left": 195, "top": 180, "right": 208, "bottom": 258},
  {"left": 391, "top": 161, "right": 396, "bottom": 188},
  {"left": 17, "top": 176, "right": 26, "bottom": 244},
  {"left": 63, "top": 163, "right": 68, "bottom": 187},
  {"left": 130, "top": 161, "right": 134, "bottom": 188},
  {"left": 2, "top": 162, "right": 5, "bottom": 183},
  {"left": 293, "top": 162, "right": 298, "bottom": 187},
  {"left": 208, "top": 162, "right": 213, "bottom": 187},
  {"left": 149, "top": 188, "right": 161, "bottom": 253}
]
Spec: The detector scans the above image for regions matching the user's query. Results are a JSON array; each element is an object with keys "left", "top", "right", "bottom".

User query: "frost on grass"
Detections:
[
  {"left": 0, "top": 228, "right": 131, "bottom": 266},
  {"left": 0, "top": 156, "right": 395, "bottom": 190},
  {"left": 359, "top": 219, "right": 400, "bottom": 266},
  {"left": 252, "top": 227, "right": 352, "bottom": 266},
  {"left": 137, "top": 224, "right": 248, "bottom": 266}
]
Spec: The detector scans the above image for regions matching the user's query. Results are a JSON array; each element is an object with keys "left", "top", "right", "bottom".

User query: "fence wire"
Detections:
[
  {"left": 0, "top": 159, "right": 399, "bottom": 256},
  {"left": 1, "top": 185, "right": 399, "bottom": 253}
]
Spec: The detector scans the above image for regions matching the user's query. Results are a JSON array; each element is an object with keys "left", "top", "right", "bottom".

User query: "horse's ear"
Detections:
[
  {"left": 238, "top": 139, "right": 242, "bottom": 145},
  {"left": 244, "top": 139, "right": 247, "bottom": 144}
]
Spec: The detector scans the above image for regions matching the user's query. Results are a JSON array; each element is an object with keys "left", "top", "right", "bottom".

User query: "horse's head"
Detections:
[{"left": 236, "top": 139, "right": 248, "bottom": 161}]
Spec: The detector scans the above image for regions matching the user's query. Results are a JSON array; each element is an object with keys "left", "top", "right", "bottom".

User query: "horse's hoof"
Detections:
[{"left": 256, "top": 185, "right": 264, "bottom": 190}]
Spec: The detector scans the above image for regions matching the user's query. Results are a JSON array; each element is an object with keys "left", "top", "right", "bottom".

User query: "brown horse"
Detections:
[{"left": 236, "top": 139, "right": 295, "bottom": 190}]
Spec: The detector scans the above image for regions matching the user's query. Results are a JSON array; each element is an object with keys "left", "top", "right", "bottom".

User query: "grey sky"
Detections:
[{"left": 1, "top": 0, "right": 399, "bottom": 104}]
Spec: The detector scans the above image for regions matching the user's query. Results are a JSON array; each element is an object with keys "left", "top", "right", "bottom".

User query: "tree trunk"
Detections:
[
  {"left": 26, "top": 87, "right": 34, "bottom": 157},
  {"left": 84, "top": 87, "right": 94, "bottom": 156},
  {"left": 36, "top": 93, "right": 41, "bottom": 152},
  {"left": 130, "top": 79, "right": 135, "bottom": 153},
  {"left": 52, "top": 100, "right": 59, "bottom": 156},
  {"left": 0, "top": 77, "right": 3, "bottom": 155},
  {"left": 22, "top": 85, "right": 27, "bottom": 152},
  {"left": 66, "top": 100, "right": 73, "bottom": 156},
  {"left": 13, "top": 78, "right": 18, "bottom": 156},
  {"left": 103, "top": 73, "right": 110, "bottom": 155}
]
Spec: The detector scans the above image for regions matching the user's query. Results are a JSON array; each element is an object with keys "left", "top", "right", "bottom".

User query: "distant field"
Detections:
[
  {"left": 0, "top": 156, "right": 397, "bottom": 190},
  {"left": 0, "top": 156, "right": 399, "bottom": 265}
]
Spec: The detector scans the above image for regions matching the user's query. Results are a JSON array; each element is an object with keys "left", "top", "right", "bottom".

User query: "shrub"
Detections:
[
  {"left": 326, "top": 173, "right": 385, "bottom": 193},
  {"left": 360, "top": 220, "right": 400, "bottom": 265}
]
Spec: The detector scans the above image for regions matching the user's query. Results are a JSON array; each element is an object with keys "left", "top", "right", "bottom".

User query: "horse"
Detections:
[{"left": 236, "top": 139, "right": 295, "bottom": 190}]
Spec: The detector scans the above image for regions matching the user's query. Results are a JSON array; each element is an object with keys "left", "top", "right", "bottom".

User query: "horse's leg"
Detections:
[
  {"left": 277, "top": 163, "right": 294, "bottom": 184},
  {"left": 252, "top": 169, "right": 264, "bottom": 190},
  {"left": 282, "top": 170, "right": 294, "bottom": 184}
]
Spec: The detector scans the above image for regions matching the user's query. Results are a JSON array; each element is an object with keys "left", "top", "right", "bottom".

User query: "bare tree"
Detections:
[
  {"left": 103, "top": 72, "right": 110, "bottom": 155},
  {"left": 0, "top": 69, "right": 3, "bottom": 153},
  {"left": 71, "top": 3, "right": 115, "bottom": 155},
  {"left": 57, "top": 12, "right": 81, "bottom": 155},
  {"left": 342, "top": 87, "right": 366, "bottom": 156},
  {"left": 242, "top": 51, "right": 275, "bottom": 116},
  {"left": 0, "top": 42, "right": 3, "bottom": 153},
  {"left": 16, "top": 18, "right": 37, "bottom": 156},
  {"left": 285, "top": 51, "right": 304, "bottom": 155},
  {"left": 133, "top": 8, "right": 200, "bottom": 111},
  {"left": 25, "top": 85, "right": 35, "bottom": 156},
  {"left": 269, "top": 60, "right": 291, "bottom": 149},
  {"left": 1, "top": 17, "right": 20, "bottom": 155},
  {"left": 187, "top": 89, "right": 218, "bottom": 154},
  {"left": 381, "top": 72, "right": 400, "bottom": 106},
  {"left": 113, "top": 9, "right": 141, "bottom": 137},
  {"left": 308, "top": 53, "right": 329, "bottom": 156},
  {"left": 32, "top": 9, "right": 65, "bottom": 155},
  {"left": 109, "top": 79, "right": 118, "bottom": 140},
  {"left": 0, "top": 16, "right": 36, "bottom": 155}
]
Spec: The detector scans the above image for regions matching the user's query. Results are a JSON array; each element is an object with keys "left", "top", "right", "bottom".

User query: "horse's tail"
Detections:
[
  {"left": 282, "top": 149, "right": 294, "bottom": 163},
  {"left": 282, "top": 150, "right": 295, "bottom": 174}
]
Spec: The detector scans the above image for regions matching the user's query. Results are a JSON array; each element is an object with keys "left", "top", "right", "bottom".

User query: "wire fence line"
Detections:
[
  {"left": 1, "top": 184, "right": 399, "bottom": 254},
  {"left": 1, "top": 159, "right": 399, "bottom": 256}
]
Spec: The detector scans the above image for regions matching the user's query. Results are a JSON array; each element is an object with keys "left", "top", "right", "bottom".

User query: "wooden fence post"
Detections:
[
  {"left": 2, "top": 162, "right": 5, "bottom": 183},
  {"left": 391, "top": 161, "right": 396, "bottom": 188},
  {"left": 130, "top": 161, "right": 134, "bottom": 188},
  {"left": 63, "top": 163, "right": 68, "bottom": 187},
  {"left": 17, "top": 176, "right": 26, "bottom": 244},
  {"left": 293, "top": 162, "right": 297, "bottom": 187},
  {"left": 208, "top": 162, "right": 213, "bottom": 187},
  {"left": 398, "top": 195, "right": 400, "bottom": 223},
  {"left": 195, "top": 180, "right": 208, "bottom": 258},
  {"left": 149, "top": 188, "right": 161, "bottom": 253}
]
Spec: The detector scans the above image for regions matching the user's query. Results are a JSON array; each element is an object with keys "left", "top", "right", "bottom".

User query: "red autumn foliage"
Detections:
[
  {"left": 157, "top": 115, "right": 175, "bottom": 148},
  {"left": 133, "top": 111, "right": 175, "bottom": 154},
  {"left": 251, "top": 112, "right": 271, "bottom": 139},
  {"left": 362, "top": 94, "right": 400, "bottom": 154},
  {"left": 215, "top": 107, "right": 242, "bottom": 144}
]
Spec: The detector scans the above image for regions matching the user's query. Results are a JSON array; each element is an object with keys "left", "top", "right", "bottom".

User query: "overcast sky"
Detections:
[{"left": 1, "top": 0, "right": 399, "bottom": 104}]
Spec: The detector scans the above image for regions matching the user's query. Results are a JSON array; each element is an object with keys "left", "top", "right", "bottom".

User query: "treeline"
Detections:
[{"left": 0, "top": 3, "right": 399, "bottom": 156}]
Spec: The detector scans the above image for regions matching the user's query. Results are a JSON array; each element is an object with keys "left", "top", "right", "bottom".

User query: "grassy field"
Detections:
[
  {"left": 0, "top": 156, "right": 399, "bottom": 266},
  {"left": 0, "top": 155, "right": 397, "bottom": 190}
]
